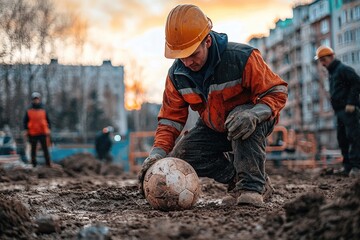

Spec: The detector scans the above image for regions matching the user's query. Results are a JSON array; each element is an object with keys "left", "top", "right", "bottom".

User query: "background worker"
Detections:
[
  {"left": 23, "top": 92, "right": 52, "bottom": 167},
  {"left": 138, "top": 4, "right": 288, "bottom": 207},
  {"left": 95, "top": 126, "right": 114, "bottom": 163},
  {"left": 0, "top": 129, "right": 15, "bottom": 155},
  {"left": 315, "top": 46, "right": 360, "bottom": 177}
]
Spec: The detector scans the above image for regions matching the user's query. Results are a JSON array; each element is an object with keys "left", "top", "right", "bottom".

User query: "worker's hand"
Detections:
[
  {"left": 225, "top": 104, "right": 272, "bottom": 141},
  {"left": 138, "top": 148, "right": 166, "bottom": 197},
  {"left": 345, "top": 104, "right": 355, "bottom": 113},
  {"left": 225, "top": 109, "right": 259, "bottom": 141}
]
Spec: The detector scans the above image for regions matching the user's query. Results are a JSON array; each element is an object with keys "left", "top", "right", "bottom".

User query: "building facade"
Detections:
[
  {"left": 0, "top": 60, "right": 127, "bottom": 136},
  {"left": 249, "top": 0, "right": 360, "bottom": 149}
]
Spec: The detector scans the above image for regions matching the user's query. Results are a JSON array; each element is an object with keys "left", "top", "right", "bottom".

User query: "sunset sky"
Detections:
[{"left": 55, "top": 0, "right": 300, "bottom": 106}]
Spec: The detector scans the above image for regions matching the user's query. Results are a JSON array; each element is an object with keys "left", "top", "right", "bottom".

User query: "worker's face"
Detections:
[
  {"left": 180, "top": 35, "right": 212, "bottom": 72},
  {"left": 318, "top": 55, "right": 334, "bottom": 68},
  {"left": 32, "top": 98, "right": 40, "bottom": 104}
]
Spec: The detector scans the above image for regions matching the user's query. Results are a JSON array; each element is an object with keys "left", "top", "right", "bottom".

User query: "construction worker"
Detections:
[
  {"left": 138, "top": 4, "right": 288, "bottom": 207},
  {"left": 315, "top": 46, "right": 360, "bottom": 177},
  {"left": 95, "top": 126, "right": 114, "bottom": 163},
  {"left": 23, "top": 92, "right": 52, "bottom": 167}
]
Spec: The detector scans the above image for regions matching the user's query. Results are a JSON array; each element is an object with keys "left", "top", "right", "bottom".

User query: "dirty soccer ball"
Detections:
[{"left": 143, "top": 157, "right": 200, "bottom": 211}]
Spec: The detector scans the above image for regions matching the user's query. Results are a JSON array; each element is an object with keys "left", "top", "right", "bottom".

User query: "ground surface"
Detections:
[{"left": 1, "top": 153, "right": 359, "bottom": 240}]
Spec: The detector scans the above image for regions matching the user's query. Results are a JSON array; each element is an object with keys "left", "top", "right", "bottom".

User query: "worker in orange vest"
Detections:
[{"left": 23, "top": 92, "right": 52, "bottom": 167}]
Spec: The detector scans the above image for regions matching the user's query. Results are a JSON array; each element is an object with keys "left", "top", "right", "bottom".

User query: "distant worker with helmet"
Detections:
[
  {"left": 23, "top": 92, "right": 52, "bottom": 167},
  {"left": 95, "top": 126, "right": 114, "bottom": 163},
  {"left": 315, "top": 46, "right": 360, "bottom": 178},
  {"left": 138, "top": 4, "right": 288, "bottom": 207}
]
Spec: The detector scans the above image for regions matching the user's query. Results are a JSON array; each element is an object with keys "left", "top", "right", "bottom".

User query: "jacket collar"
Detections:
[
  {"left": 327, "top": 59, "right": 341, "bottom": 73},
  {"left": 173, "top": 31, "right": 228, "bottom": 78},
  {"left": 31, "top": 103, "right": 43, "bottom": 109}
]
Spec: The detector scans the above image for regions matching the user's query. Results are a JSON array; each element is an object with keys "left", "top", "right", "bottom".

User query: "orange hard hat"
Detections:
[
  {"left": 314, "top": 46, "right": 334, "bottom": 60},
  {"left": 165, "top": 4, "right": 212, "bottom": 59}
]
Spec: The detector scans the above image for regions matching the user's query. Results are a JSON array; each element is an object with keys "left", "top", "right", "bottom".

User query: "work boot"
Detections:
[
  {"left": 236, "top": 176, "right": 273, "bottom": 207},
  {"left": 221, "top": 178, "right": 239, "bottom": 206},
  {"left": 349, "top": 168, "right": 360, "bottom": 178},
  {"left": 237, "top": 191, "right": 264, "bottom": 207},
  {"left": 31, "top": 159, "right": 37, "bottom": 168},
  {"left": 333, "top": 167, "right": 350, "bottom": 177},
  {"left": 221, "top": 191, "right": 240, "bottom": 206},
  {"left": 263, "top": 176, "right": 275, "bottom": 201},
  {"left": 221, "top": 176, "right": 274, "bottom": 206}
]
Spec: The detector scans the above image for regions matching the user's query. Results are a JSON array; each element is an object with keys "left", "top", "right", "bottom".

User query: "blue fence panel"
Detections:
[{"left": 50, "top": 140, "right": 130, "bottom": 171}]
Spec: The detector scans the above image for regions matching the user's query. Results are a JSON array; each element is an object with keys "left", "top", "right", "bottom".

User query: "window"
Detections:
[
  {"left": 338, "top": 16, "right": 342, "bottom": 28},
  {"left": 320, "top": 20, "right": 329, "bottom": 34},
  {"left": 314, "top": 103, "right": 319, "bottom": 112},
  {"left": 354, "top": 6, "right": 360, "bottom": 20},
  {"left": 323, "top": 99, "right": 331, "bottom": 111},
  {"left": 324, "top": 78, "right": 329, "bottom": 92},
  {"left": 288, "top": 89, "right": 294, "bottom": 101},
  {"left": 307, "top": 102, "right": 313, "bottom": 112},
  {"left": 312, "top": 82, "right": 319, "bottom": 99},
  {"left": 283, "top": 54, "right": 290, "bottom": 65},
  {"left": 342, "top": 10, "right": 347, "bottom": 24},
  {"left": 356, "top": 28, "right": 360, "bottom": 42},
  {"left": 351, "top": 51, "right": 360, "bottom": 64},
  {"left": 344, "top": 30, "right": 355, "bottom": 44},
  {"left": 307, "top": 82, "right": 312, "bottom": 100},
  {"left": 321, "top": 38, "right": 330, "bottom": 47},
  {"left": 351, "top": 52, "right": 356, "bottom": 64},
  {"left": 338, "top": 34, "right": 343, "bottom": 45},
  {"left": 336, "top": 0, "right": 341, "bottom": 8}
]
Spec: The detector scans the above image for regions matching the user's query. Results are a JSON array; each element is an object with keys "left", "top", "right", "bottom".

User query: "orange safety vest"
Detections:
[{"left": 27, "top": 108, "right": 50, "bottom": 136}]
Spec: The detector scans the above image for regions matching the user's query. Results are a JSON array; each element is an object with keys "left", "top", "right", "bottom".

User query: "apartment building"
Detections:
[
  {"left": 249, "top": 0, "right": 360, "bottom": 149},
  {"left": 332, "top": 0, "right": 360, "bottom": 74},
  {"left": 0, "top": 60, "right": 127, "bottom": 136}
]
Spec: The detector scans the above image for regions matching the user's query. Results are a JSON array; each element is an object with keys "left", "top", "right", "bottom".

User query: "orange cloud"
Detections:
[{"left": 56, "top": 0, "right": 295, "bottom": 40}]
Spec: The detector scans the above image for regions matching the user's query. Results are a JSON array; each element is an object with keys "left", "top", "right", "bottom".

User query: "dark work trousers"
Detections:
[
  {"left": 97, "top": 152, "right": 113, "bottom": 163},
  {"left": 336, "top": 109, "right": 360, "bottom": 171},
  {"left": 169, "top": 119, "right": 275, "bottom": 194},
  {"left": 29, "top": 135, "right": 51, "bottom": 167}
]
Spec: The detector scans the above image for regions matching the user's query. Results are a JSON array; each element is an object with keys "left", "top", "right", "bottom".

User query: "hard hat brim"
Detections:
[
  {"left": 165, "top": 40, "right": 202, "bottom": 59},
  {"left": 314, "top": 53, "right": 334, "bottom": 61}
]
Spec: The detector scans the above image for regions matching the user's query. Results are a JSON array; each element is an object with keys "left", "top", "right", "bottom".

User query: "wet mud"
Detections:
[{"left": 1, "top": 154, "right": 359, "bottom": 239}]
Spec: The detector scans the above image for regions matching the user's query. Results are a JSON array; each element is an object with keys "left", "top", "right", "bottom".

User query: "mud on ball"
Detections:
[{"left": 143, "top": 157, "right": 200, "bottom": 211}]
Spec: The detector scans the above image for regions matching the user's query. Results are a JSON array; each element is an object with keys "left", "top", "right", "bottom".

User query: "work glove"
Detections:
[
  {"left": 225, "top": 103, "right": 272, "bottom": 141},
  {"left": 138, "top": 147, "right": 166, "bottom": 197},
  {"left": 345, "top": 104, "right": 355, "bottom": 113}
]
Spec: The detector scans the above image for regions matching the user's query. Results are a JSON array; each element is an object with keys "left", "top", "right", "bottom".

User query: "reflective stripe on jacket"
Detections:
[
  {"left": 26, "top": 108, "right": 50, "bottom": 136},
  {"left": 154, "top": 39, "right": 288, "bottom": 154}
]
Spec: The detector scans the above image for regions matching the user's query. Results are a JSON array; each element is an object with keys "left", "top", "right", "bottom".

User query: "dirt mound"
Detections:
[
  {"left": 59, "top": 153, "right": 124, "bottom": 177},
  {"left": 0, "top": 166, "right": 33, "bottom": 182},
  {"left": 60, "top": 153, "right": 103, "bottom": 176},
  {"left": 0, "top": 195, "right": 34, "bottom": 239},
  {"left": 265, "top": 178, "right": 360, "bottom": 239},
  {"left": 0, "top": 153, "right": 125, "bottom": 183},
  {"left": 37, "top": 164, "right": 66, "bottom": 179}
]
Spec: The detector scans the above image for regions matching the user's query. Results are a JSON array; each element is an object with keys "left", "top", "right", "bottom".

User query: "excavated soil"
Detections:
[{"left": 1, "top": 153, "right": 359, "bottom": 240}]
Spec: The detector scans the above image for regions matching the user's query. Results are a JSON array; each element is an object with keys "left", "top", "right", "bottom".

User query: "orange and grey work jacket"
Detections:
[
  {"left": 154, "top": 38, "right": 288, "bottom": 155},
  {"left": 23, "top": 104, "right": 51, "bottom": 137}
]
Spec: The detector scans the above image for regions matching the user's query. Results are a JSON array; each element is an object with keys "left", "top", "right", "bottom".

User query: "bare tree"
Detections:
[{"left": 0, "top": 0, "right": 85, "bottom": 131}]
